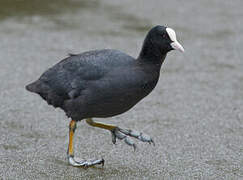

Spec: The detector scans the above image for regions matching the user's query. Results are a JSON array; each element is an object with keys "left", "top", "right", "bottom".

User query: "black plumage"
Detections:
[
  {"left": 26, "top": 25, "right": 182, "bottom": 120},
  {"left": 26, "top": 25, "right": 184, "bottom": 167}
]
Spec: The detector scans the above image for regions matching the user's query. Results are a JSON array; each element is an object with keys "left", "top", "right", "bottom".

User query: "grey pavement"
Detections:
[{"left": 0, "top": 0, "right": 242, "bottom": 179}]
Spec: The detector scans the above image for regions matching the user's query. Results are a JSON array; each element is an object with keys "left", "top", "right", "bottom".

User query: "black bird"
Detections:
[{"left": 26, "top": 25, "right": 184, "bottom": 167}]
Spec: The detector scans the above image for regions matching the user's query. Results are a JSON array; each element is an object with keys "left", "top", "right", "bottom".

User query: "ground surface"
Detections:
[{"left": 0, "top": 0, "right": 243, "bottom": 179}]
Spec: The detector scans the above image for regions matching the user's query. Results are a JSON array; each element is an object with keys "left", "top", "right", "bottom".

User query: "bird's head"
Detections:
[
  {"left": 139, "top": 25, "right": 184, "bottom": 60},
  {"left": 149, "top": 25, "right": 184, "bottom": 54}
]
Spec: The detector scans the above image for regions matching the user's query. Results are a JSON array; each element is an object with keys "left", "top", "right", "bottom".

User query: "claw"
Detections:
[
  {"left": 111, "top": 132, "right": 116, "bottom": 144},
  {"left": 129, "top": 130, "right": 140, "bottom": 138},
  {"left": 124, "top": 137, "right": 137, "bottom": 151},
  {"left": 133, "top": 144, "right": 137, "bottom": 151},
  {"left": 119, "top": 128, "right": 130, "bottom": 135},
  {"left": 114, "top": 129, "right": 126, "bottom": 140},
  {"left": 150, "top": 139, "right": 155, "bottom": 146},
  {"left": 111, "top": 128, "right": 126, "bottom": 144},
  {"left": 92, "top": 158, "right": 105, "bottom": 167},
  {"left": 124, "top": 137, "right": 134, "bottom": 146},
  {"left": 110, "top": 127, "right": 154, "bottom": 150},
  {"left": 68, "top": 156, "right": 104, "bottom": 167},
  {"left": 138, "top": 133, "right": 153, "bottom": 143}
]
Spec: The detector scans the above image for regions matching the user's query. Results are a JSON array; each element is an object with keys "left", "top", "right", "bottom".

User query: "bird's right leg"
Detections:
[
  {"left": 86, "top": 118, "right": 154, "bottom": 150},
  {"left": 67, "top": 119, "right": 104, "bottom": 167}
]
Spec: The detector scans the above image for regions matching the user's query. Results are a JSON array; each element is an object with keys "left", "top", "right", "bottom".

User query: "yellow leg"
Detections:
[
  {"left": 67, "top": 119, "right": 104, "bottom": 167},
  {"left": 86, "top": 118, "right": 116, "bottom": 131},
  {"left": 86, "top": 118, "right": 126, "bottom": 145},
  {"left": 86, "top": 118, "right": 154, "bottom": 149},
  {"left": 67, "top": 120, "right": 76, "bottom": 157}
]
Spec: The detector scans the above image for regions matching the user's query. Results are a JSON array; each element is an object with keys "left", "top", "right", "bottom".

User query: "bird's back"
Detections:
[{"left": 26, "top": 49, "right": 136, "bottom": 110}]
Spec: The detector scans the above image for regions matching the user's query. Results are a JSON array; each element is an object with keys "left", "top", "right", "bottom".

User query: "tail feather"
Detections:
[
  {"left": 26, "top": 80, "right": 64, "bottom": 108},
  {"left": 26, "top": 81, "right": 40, "bottom": 93}
]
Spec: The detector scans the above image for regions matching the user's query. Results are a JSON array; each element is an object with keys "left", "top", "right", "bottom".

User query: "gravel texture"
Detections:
[{"left": 0, "top": 0, "right": 243, "bottom": 179}]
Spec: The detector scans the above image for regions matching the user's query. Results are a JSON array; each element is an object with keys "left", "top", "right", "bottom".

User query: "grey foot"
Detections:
[
  {"left": 68, "top": 155, "right": 104, "bottom": 167},
  {"left": 110, "top": 127, "right": 154, "bottom": 150}
]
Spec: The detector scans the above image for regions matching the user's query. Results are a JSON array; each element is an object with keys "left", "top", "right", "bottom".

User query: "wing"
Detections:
[{"left": 39, "top": 49, "right": 134, "bottom": 100}]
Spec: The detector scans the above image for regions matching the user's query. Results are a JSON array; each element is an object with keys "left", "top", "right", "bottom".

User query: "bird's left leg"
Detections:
[
  {"left": 67, "top": 119, "right": 104, "bottom": 167},
  {"left": 86, "top": 118, "right": 154, "bottom": 150}
]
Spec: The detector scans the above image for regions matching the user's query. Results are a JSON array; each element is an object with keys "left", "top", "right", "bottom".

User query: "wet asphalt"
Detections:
[{"left": 0, "top": 0, "right": 243, "bottom": 179}]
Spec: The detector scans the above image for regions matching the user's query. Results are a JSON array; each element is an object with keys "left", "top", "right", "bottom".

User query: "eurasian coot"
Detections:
[{"left": 26, "top": 25, "right": 184, "bottom": 167}]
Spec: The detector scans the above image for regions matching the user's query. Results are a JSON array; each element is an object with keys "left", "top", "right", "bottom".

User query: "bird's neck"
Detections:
[{"left": 138, "top": 40, "right": 167, "bottom": 66}]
